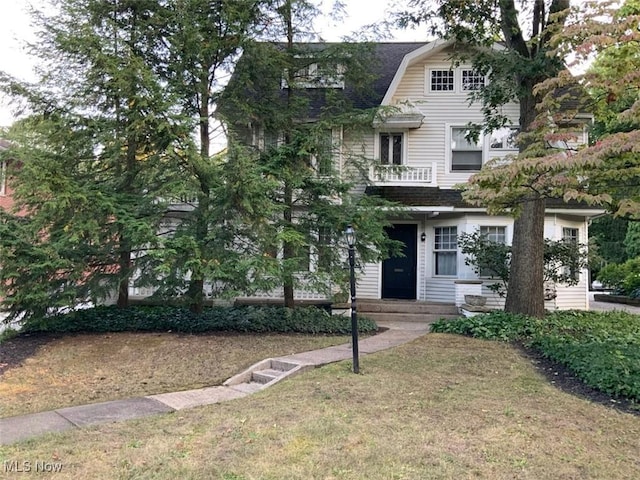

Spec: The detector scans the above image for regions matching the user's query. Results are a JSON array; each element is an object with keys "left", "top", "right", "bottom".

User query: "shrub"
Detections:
[
  {"left": 20, "top": 305, "right": 378, "bottom": 336},
  {"left": 432, "top": 310, "right": 640, "bottom": 402},
  {"left": 431, "top": 311, "right": 534, "bottom": 341},
  {"left": 597, "top": 257, "right": 640, "bottom": 295}
]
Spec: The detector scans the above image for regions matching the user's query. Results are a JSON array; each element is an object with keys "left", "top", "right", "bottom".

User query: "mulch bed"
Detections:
[
  {"left": 515, "top": 343, "right": 639, "bottom": 416},
  {"left": 1, "top": 332, "right": 638, "bottom": 416}
]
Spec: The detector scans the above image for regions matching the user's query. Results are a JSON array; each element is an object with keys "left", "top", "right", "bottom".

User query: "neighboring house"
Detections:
[{"left": 220, "top": 39, "right": 602, "bottom": 311}]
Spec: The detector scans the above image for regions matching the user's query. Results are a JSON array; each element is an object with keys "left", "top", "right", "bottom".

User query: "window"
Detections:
[
  {"left": 480, "top": 226, "right": 506, "bottom": 243},
  {"left": 294, "top": 244, "right": 311, "bottom": 272},
  {"left": 451, "top": 127, "right": 483, "bottom": 171},
  {"left": 479, "top": 226, "right": 506, "bottom": 277},
  {"left": 316, "top": 227, "right": 332, "bottom": 270},
  {"left": 430, "top": 69, "right": 454, "bottom": 91},
  {"left": 0, "top": 160, "right": 6, "bottom": 196},
  {"left": 490, "top": 127, "right": 519, "bottom": 150},
  {"left": 380, "top": 133, "right": 403, "bottom": 165},
  {"left": 263, "top": 130, "right": 280, "bottom": 150},
  {"left": 283, "top": 61, "right": 345, "bottom": 89},
  {"left": 563, "top": 227, "right": 580, "bottom": 280},
  {"left": 434, "top": 226, "right": 457, "bottom": 276},
  {"left": 461, "top": 69, "right": 485, "bottom": 91},
  {"left": 313, "top": 129, "right": 334, "bottom": 176}
]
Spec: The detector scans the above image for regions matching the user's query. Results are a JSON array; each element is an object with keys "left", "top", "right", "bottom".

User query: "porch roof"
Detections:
[{"left": 365, "top": 186, "right": 602, "bottom": 213}]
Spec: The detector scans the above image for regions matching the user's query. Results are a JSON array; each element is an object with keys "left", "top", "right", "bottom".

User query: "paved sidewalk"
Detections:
[{"left": 0, "top": 321, "right": 431, "bottom": 446}]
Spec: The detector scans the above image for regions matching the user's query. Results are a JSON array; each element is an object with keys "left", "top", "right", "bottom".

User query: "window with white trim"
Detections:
[
  {"left": 0, "top": 160, "right": 6, "bottom": 196},
  {"left": 479, "top": 226, "right": 507, "bottom": 277},
  {"left": 312, "top": 129, "right": 334, "bottom": 176},
  {"left": 451, "top": 127, "right": 483, "bottom": 171},
  {"left": 562, "top": 227, "right": 580, "bottom": 280},
  {"left": 316, "top": 226, "right": 332, "bottom": 271},
  {"left": 379, "top": 132, "right": 403, "bottom": 165},
  {"left": 282, "top": 61, "right": 345, "bottom": 89},
  {"left": 429, "top": 69, "right": 454, "bottom": 92},
  {"left": 490, "top": 126, "right": 519, "bottom": 150},
  {"left": 461, "top": 69, "right": 485, "bottom": 91},
  {"left": 434, "top": 226, "right": 457, "bottom": 276}
]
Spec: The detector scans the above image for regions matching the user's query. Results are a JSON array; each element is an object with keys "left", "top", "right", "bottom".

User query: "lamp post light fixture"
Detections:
[{"left": 344, "top": 224, "right": 360, "bottom": 374}]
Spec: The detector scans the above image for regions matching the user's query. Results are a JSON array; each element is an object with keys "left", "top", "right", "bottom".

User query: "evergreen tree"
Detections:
[
  {"left": 221, "top": 0, "right": 400, "bottom": 307},
  {"left": 0, "top": 0, "right": 185, "bottom": 320}
]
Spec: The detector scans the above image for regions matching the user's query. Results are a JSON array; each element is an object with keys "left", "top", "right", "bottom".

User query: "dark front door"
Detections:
[{"left": 382, "top": 224, "right": 418, "bottom": 299}]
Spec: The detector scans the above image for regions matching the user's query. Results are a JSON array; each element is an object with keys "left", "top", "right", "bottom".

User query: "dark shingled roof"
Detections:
[
  {"left": 362, "top": 42, "right": 428, "bottom": 107},
  {"left": 365, "top": 186, "right": 472, "bottom": 207},
  {"left": 365, "top": 186, "right": 595, "bottom": 210},
  {"left": 223, "top": 42, "right": 428, "bottom": 121}
]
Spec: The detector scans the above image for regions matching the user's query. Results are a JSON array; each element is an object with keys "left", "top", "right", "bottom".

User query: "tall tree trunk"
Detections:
[
  {"left": 505, "top": 89, "right": 546, "bottom": 317},
  {"left": 188, "top": 87, "right": 211, "bottom": 314},
  {"left": 505, "top": 197, "right": 546, "bottom": 317},
  {"left": 283, "top": 183, "right": 295, "bottom": 308},
  {"left": 117, "top": 248, "right": 131, "bottom": 309}
]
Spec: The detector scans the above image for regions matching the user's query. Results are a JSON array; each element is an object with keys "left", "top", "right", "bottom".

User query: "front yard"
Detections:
[{"left": 1, "top": 333, "right": 639, "bottom": 479}]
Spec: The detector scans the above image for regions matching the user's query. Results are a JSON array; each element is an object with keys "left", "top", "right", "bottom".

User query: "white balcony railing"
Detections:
[{"left": 372, "top": 163, "right": 437, "bottom": 186}]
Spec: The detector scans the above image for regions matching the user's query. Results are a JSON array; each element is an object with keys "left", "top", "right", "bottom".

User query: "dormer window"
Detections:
[{"left": 282, "top": 61, "right": 345, "bottom": 89}]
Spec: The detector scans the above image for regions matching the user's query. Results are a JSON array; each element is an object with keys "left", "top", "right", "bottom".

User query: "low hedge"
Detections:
[
  {"left": 20, "top": 304, "right": 378, "bottom": 336},
  {"left": 432, "top": 310, "right": 640, "bottom": 403}
]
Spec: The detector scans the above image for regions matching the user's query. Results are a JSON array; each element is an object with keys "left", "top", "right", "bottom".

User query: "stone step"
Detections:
[
  {"left": 361, "top": 312, "right": 460, "bottom": 324},
  {"left": 229, "top": 382, "right": 264, "bottom": 394},
  {"left": 358, "top": 300, "right": 458, "bottom": 315},
  {"left": 251, "top": 368, "right": 286, "bottom": 384},
  {"left": 270, "top": 359, "right": 299, "bottom": 372}
]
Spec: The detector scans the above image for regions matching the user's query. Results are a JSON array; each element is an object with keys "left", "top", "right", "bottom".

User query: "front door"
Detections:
[{"left": 382, "top": 224, "right": 418, "bottom": 299}]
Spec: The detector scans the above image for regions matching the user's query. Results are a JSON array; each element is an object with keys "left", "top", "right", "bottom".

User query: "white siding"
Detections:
[
  {"left": 358, "top": 261, "right": 380, "bottom": 299},
  {"left": 388, "top": 48, "right": 520, "bottom": 189}
]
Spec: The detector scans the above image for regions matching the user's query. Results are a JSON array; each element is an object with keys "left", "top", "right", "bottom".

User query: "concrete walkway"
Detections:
[
  {"left": 588, "top": 292, "right": 640, "bottom": 314},
  {"left": 0, "top": 321, "right": 431, "bottom": 446}
]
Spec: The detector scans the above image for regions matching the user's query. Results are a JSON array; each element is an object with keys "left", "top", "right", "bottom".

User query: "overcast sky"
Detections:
[{"left": 0, "top": 0, "right": 426, "bottom": 127}]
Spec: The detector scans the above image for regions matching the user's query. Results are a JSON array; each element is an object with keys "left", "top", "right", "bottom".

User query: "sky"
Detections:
[{"left": 0, "top": 0, "right": 427, "bottom": 127}]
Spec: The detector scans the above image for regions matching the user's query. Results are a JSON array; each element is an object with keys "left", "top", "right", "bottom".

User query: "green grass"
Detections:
[{"left": 432, "top": 310, "right": 640, "bottom": 402}]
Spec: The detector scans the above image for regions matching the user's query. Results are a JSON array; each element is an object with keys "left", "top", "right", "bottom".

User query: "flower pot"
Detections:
[{"left": 464, "top": 294, "right": 487, "bottom": 306}]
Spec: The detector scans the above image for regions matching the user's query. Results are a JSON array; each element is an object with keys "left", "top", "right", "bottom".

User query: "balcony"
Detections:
[{"left": 372, "top": 163, "right": 438, "bottom": 186}]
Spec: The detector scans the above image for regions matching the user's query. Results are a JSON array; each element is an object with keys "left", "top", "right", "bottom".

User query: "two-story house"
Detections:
[{"left": 224, "top": 40, "right": 602, "bottom": 310}]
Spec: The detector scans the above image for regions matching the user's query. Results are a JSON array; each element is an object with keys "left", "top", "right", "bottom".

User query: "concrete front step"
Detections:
[
  {"left": 362, "top": 312, "right": 460, "bottom": 324},
  {"left": 358, "top": 300, "right": 459, "bottom": 315},
  {"left": 252, "top": 368, "right": 286, "bottom": 384}
]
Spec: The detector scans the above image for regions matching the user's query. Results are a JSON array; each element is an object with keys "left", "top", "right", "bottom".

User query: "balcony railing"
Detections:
[{"left": 372, "top": 163, "right": 437, "bottom": 186}]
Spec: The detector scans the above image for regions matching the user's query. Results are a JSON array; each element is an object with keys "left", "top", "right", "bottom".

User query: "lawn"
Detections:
[
  {"left": 2, "top": 333, "right": 639, "bottom": 479},
  {"left": 0, "top": 332, "right": 350, "bottom": 417}
]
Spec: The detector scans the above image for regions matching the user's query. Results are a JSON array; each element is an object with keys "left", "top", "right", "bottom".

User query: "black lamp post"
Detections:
[{"left": 344, "top": 224, "right": 359, "bottom": 374}]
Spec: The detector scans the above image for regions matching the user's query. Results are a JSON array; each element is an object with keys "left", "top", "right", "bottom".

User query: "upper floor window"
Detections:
[
  {"left": 380, "top": 133, "right": 404, "bottom": 165},
  {"left": 0, "top": 160, "right": 6, "bottom": 196},
  {"left": 461, "top": 69, "right": 485, "bottom": 91},
  {"left": 429, "top": 69, "right": 455, "bottom": 92},
  {"left": 282, "top": 61, "right": 345, "bottom": 89},
  {"left": 451, "top": 127, "right": 482, "bottom": 171},
  {"left": 490, "top": 126, "right": 519, "bottom": 150},
  {"left": 434, "top": 226, "right": 457, "bottom": 276},
  {"left": 312, "top": 129, "right": 334, "bottom": 176}
]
